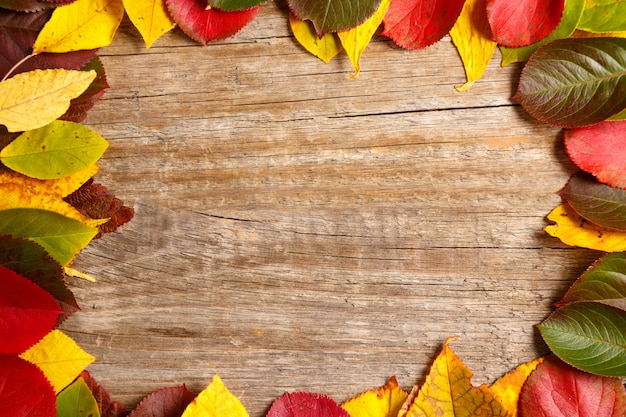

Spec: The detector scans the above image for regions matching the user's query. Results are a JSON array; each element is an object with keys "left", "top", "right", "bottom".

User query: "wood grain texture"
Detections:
[{"left": 64, "top": 2, "right": 599, "bottom": 414}]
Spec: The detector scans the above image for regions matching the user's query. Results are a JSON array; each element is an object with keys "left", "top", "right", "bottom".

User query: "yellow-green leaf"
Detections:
[
  {"left": 337, "top": 0, "right": 391, "bottom": 78},
  {"left": 449, "top": 0, "right": 497, "bottom": 91},
  {"left": 0, "top": 69, "right": 96, "bottom": 133},
  {"left": 33, "top": 0, "right": 125, "bottom": 53},
  {"left": 123, "top": 0, "right": 176, "bottom": 48},
  {"left": 289, "top": 14, "right": 342, "bottom": 64},
  {"left": 545, "top": 203, "right": 626, "bottom": 252},
  {"left": 56, "top": 377, "right": 100, "bottom": 417},
  {"left": 342, "top": 376, "right": 408, "bottom": 417},
  {"left": 490, "top": 358, "right": 544, "bottom": 417},
  {"left": 19, "top": 330, "right": 95, "bottom": 394},
  {"left": 182, "top": 374, "right": 249, "bottom": 417}
]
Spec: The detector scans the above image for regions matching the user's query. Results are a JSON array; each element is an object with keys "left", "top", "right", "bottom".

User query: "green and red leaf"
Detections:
[
  {"left": 208, "top": 0, "right": 266, "bottom": 11},
  {"left": 288, "top": 0, "right": 382, "bottom": 36},
  {"left": 80, "top": 371, "right": 128, "bottom": 417},
  {"left": 129, "top": 385, "right": 196, "bottom": 417}
]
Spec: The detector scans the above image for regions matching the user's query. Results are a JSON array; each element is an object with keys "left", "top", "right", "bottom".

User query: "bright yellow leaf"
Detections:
[
  {"left": 405, "top": 337, "right": 508, "bottom": 417},
  {"left": 0, "top": 69, "right": 96, "bottom": 132},
  {"left": 337, "top": 0, "right": 391, "bottom": 78},
  {"left": 490, "top": 358, "right": 544, "bottom": 417},
  {"left": 290, "top": 14, "right": 342, "bottom": 64},
  {"left": 0, "top": 163, "right": 98, "bottom": 198},
  {"left": 33, "top": 0, "right": 125, "bottom": 53},
  {"left": 449, "top": 0, "right": 497, "bottom": 91},
  {"left": 19, "top": 330, "right": 95, "bottom": 393},
  {"left": 182, "top": 374, "right": 249, "bottom": 417},
  {"left": 123, "top": 0, "right": 176, "bottom": 48},
  {"left": 545, "top": 203, "right": 626, "bottom": 252},
  {"left": 342, "top": 376, "right": 408, "bottom": 417}
]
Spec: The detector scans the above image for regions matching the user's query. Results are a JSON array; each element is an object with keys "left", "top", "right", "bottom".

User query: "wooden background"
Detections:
[{"left": 65, "top": 2, "right": 600, "bottom": 414}]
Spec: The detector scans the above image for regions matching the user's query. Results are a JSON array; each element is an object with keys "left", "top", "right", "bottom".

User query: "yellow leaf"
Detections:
[
  {"left": 570, "top": 29, "right": 626, "bottom": 38},
  {"left": 405, "top": 337, "right": 508, "bottom": 417},
  {"left": 33, "top": 0, "right": 125, "bottom": 53},
  {"left": 182, "top": 374, "right": 249, "bottom": 417},
  {"left": 337, "top": 0, "right": 391, "bottom": 78},
  {"left": 0, "top": 69, "right": 96, "bottom": 132},
  {"left": 490, "top": 358, "right": 544, "bottom": 417},
  {"left": 290, "top": 14, "right": 342, "bottom": 64},
  {"left": 342, "top": 376, "right": 408, "bottom": 417},
  {"left": 545, "top": 203, "right": 626, "bottom": 252},
  {"left": 123, "top": 0, "right": 176, "bottom": 48},
  {"left": 449, "top": 0, "right": 497, "bottom": 91},
  {"left": 0, "top": 162, "right": 99, "bottom": 198},
  {"left": 19, "top": 330, "right": 95, "bottom": 393}
]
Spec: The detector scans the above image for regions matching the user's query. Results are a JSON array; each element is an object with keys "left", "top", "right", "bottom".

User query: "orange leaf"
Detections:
[
  {"left": 342, "top": 376, "right": 408, "bottom": 417},
  {"left": 490, "top": 357, "right": 544, "bottom": 417}
]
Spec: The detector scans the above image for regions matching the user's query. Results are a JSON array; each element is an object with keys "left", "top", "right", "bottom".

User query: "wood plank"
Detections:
[{"left": 65, "top": 2, "right": 599, "bottom": 414}]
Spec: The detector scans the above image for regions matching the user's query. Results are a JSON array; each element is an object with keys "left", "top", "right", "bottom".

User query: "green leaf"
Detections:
[
  {"left": 558, "top": 252, "right": 626, "bottom": 311},
  {"left": 538, "top": 302, "right": 626, "bottom": 377},
  {"left": 208, "top": 0, "right": 267, "bottom": 11},
  {"left": 578, "top": 0, "right": 626, "bottom": 33},
  {"left": 514, "top": 37, "right": 626, "bottom": 127},
  {"left": 560, "top": 172, "right": 626, "bottom": 231},
  {"left": 500, "top": 0, "right": 585, "bottom": 66},
  {"left": 57, "top": 377, "right": 100, "bottom": 417},
  {"left": 0, "top": 208, "right": 98, "bottom": 266},
  {"left": 609, "top": 107, "right": 626, "bottom": 121},
  {"left": 0, "top": 120, "right": 108, "bottom": 180},
  {"left": 287, "top": 0, "right": 382, "bottom": 35}
]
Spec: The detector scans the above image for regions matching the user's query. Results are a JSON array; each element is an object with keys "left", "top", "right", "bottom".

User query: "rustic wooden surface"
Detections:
[{"left": 64, "top": 2, "right": 600, "bottom": 414}]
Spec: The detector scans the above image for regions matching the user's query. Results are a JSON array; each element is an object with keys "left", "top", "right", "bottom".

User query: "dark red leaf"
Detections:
[
  {"left": 80, "top": 371, "right": 128, "bottom": 417},
  {"left": 129, "top": 385, "right": 196, "bottom": 417},
  {"left": 61, "top": 57, "right": 109, "bottom": 123},
  {"left": 267, "top": 392, "right": 350, "bottom": 417},
  {"left": 0, "top": 265, "right": 62, "bottom": 354},
  {"left": 486, "top": 0, "right": 565, "bottom": 47},
  {"left": 0, "top": 0, "right": 56, "bottom": 12},
  {"left": 0, "top": 354, "right": 56, "bottom": 417},
  {"left": 520, "top": 356, "right": 626, "bottom": 417},
  {"left": 565, "top": 121, "right": 626, "bottom": 190},
  {"left": 166, "top": 0, "right": 260, "bottom": 45},
  {"left": 381, "top": 0, "right": 466, "bottom": 49},
  {"left": 64, "top": 179, "right": 134, "bottom": 239}
]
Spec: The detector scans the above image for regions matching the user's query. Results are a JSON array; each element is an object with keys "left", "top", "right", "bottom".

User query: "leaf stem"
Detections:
[{"left": 1, "top": 53, "right": 41, "bottom": 82}]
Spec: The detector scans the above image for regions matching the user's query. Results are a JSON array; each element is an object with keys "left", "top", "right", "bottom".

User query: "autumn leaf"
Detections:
[
  {"left": 490, "top": 357, "right": 544, "bottom": 417},
  {"left": 181, "top": 374, "right": 248, "bottom": 417},
  {"left": 341, "top": 376, "right": 408, "bottom": 417},
  {"left": 486, "top": 0, "right": 565, "bottom": 47},
  {"left": 514, "top": 37, "right": 626, "bottom": 128},
  {"left": 57, "top": 377, "right": 101, "bottom": 417},
  {"left": 544, "top": 203, "right": 626, "bottom": 252},
  {"left": 499, "top": 0, "right": 585, "bottom": 66},
  {"left": 381, "top": 0, "right": 466, "bottom": 50},
  {"left": 0, "top": 68, "right": 96, "bottom": 132},
  {"left": 336, "top": 0, "right": 389, "bottom": 77},
  {"left": 577, "top": 0, "right": 626, "bottom": 33},
  {"left": 403, "top": 337, "right": 508, "bottom": 417},
  {"left": 208, "top": 0, "right": 266, "bottom": 11},
  {"left": 0, "top": 354, "right": 56, "bottom": 417},
  {"left": 129, "top": 385, "right": 196, "bottom": 417},
  {"left": 62, "top": 57, "right": 109, "bottom": 123},
  {"left": 267, "top": 392, "right": 350, "bottom": 417},
  {"left": 289, "top": 14, "right": 342, "bottom": 64},
  {"left": 19, "top": 329, "right": 95, "bottom": 393},
  {"left": 449, "top": 0, "right": 497, "bottom": 91},
  {"left": 519, "top": 356, "right": 626, "bottom": 417},
  {"left": 166, "top": 0, "right": 260, "bottom": 45},
  {"left": 33, "top": 0, "right": 125, "bottom": 53},
  {"left": 81, "top": 371, "right": 128, "bottom": 417},
  {"left": 0, "top": 265, "right": 62, "bottom": 354},
  {"left": 123, "top": 0, "right": 176, "bottom": 48},
  {"left": 564, "top": 120, "right": 626, "bottom": 190},
  {"left": 0, "top": 0, "right": 57, "bottom": 12},
  {"left": 287, "top": 0, "right": 381, "bottom": 36}
]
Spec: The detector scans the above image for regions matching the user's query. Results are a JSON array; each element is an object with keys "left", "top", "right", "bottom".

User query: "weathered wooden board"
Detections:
[{"left": 64, "top": 2, "right": 599, "bottom": 415}]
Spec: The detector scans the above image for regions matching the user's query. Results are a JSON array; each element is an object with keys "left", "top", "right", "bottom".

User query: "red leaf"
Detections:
[
  {"left": 565, "top": 121, "right": 626, "bottom": 190},
  {"left": 80, "top": 371, "right": 128, "bottom": 417},
  {"left": 0, "top": 354, "right": 56, "bottom": 417},
  {"left": 165, "top": 0, "right": 260, "bottom": 45},
  {"left": 61, "top": 57, "right": 109, "bottom": 123},
  {"left": 267, "top": 392, "right": 351, "bottom": 417},
  {"left": 520, "top": 357, "right": 626, "bottom": 417},
  {"left": 129, "top": 385, "right": 196, "bottom": 417},
  {"left": 486, "top": 0, "right": 565, "bottom": 47},
  {"left": 381, "top": 0, "right": 466, "bottom": 49},
  {"left": 0, "top": 265, "right": 62, "bottom": 354},
  {"left": 0, "top": 0, "right": 57, "bottom": 12}
]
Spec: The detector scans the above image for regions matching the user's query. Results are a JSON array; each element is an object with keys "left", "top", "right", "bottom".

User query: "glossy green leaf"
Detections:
[
  {"left": 208, "top": 0, "right": 266, "bottom": 10},
  {"left": 57, "top": 377, "right": 100, "bottom": 417},
  {"left": 0, "top": 208, "right": 98, "bottom": 266},
  {"left": 500, "top": 0, "right": 585, "bottom": 66},
  {"left": 514, "top": 37, "right": 626, "bottom": 127},
  {"left": 538, "top": 302, "right": 626, "bottom": 377},
  {"left": 560, "top": 172, "right": 626, "bottom": 231},
  {"left": 0, "top": 121, "right": 108, "bottom": 180},
  {"left": 557, "top": 252, "right": 626, "bottom": 311},
  {"left": 578, "top": 0, "right": 626, "bottom": 33},
  {"left": 287, "top": 0, "right": 382, "bottom": 35}
]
